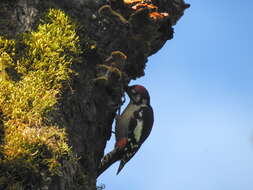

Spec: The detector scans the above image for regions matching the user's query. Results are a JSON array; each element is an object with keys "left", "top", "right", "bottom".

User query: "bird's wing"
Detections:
[{"left": 139, "top": 105, "right": 154, "bottom": 144}]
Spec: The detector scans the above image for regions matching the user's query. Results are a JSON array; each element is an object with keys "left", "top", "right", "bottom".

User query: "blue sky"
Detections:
[{"left": 97, "top": 1, "right": 253, "bottom": 189}]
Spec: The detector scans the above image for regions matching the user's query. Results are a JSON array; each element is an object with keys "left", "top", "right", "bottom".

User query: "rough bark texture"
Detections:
[{"left": 0, "top": 0, "right": 189, "bottom": 189}]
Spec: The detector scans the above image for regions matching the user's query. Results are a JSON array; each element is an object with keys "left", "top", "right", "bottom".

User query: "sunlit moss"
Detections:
[
  {"left": 0, "top": 9, "right": 82, "bottom": 188},
  {"left": 0, "top": 37, "right": 15, "bottom": 81}
]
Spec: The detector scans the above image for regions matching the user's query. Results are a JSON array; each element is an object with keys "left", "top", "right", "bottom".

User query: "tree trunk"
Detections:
[{"left": 0, "top": 0, "right": 189, "bottom": 189}]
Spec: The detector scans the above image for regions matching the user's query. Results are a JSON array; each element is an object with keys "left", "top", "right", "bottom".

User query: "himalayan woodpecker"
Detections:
[{"left": 97, "top": 85, "right": 154, "bottom": 176}]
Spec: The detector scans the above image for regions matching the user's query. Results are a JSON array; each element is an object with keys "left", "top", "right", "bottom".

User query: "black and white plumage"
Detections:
[{"left": 97, "top": 85, "right": 154, "bottom": 176}]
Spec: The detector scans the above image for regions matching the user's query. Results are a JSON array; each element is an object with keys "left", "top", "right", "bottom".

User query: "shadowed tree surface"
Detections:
[{"left": 0, "top": 0, "right": 189, "bottom": 189}]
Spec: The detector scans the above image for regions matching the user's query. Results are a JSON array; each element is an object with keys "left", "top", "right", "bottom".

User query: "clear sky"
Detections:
[{"left": 97, "top": 1, "right": 253, "bottom": 189}]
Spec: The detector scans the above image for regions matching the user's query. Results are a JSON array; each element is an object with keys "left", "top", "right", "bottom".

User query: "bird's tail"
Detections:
[
  {"left": 97, "top": 148, "right": 121, "bottom": 178},
  {"left": 116, "top": 160, "right": 126, "bottom": 175}
]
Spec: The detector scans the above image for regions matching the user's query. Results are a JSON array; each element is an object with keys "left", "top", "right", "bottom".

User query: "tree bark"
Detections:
[{"left": 0, "top": 0, "right": 189, "bottom": 189}]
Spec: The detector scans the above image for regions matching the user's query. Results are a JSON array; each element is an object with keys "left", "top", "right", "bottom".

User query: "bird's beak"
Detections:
[
  {"left": 125, "top": 86, "right": 132, "bottom": 95},
  {"left": 125, "top": 86, "right": 133, "bottom": 100}
]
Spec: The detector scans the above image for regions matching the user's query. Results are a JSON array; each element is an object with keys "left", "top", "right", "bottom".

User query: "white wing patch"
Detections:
[
  {"left": 134, "top": 121, "right": 143, "bottom": 142},
  {"left": 134, "top": 110, "right": 143, "bottom": 142}
]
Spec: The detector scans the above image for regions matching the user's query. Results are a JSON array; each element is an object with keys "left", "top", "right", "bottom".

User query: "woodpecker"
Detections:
[{"left": 97, "top": 85, "right": 154, "bottom": 176}]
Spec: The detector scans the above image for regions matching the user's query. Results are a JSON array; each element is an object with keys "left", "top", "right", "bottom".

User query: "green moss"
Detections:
[
  {"left": 0, "top": 36, "right": 15, "bottom": 81},
  {"left": 0, "top": 9, "right": 82, "bottom": 188}
]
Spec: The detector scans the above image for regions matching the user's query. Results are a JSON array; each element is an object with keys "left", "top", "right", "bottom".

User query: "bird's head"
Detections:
[{"left": 126, "top": 85, "right": 150, "bottom": 105}]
